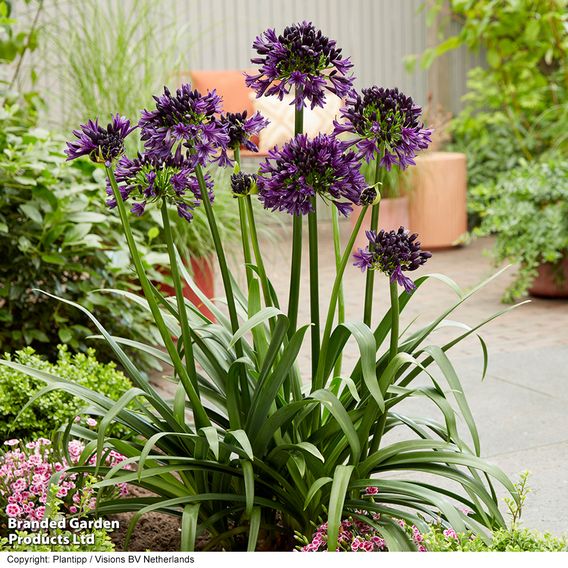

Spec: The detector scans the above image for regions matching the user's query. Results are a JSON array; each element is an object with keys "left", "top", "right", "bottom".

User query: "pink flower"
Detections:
[
  {"left": 418, "top": 545, "right": 427, "bottom": 552},
  {"left": 4, "top": 439, "right": 19, "bottom": 447},
  {"left": 56, "top": 487, "right": 68, "bottom": 498},
  {"left": 6, "top": 503, "right": 21, "bottom": 517},
  {"left": 69, "top": 506, "right": 78, "bottom": 514},
  {"left": 443, "top": 528, "right": 458, "bottom": 540},
  {"left": 365, "top": 486, "right": 379, "bottom": 495},
  {"left": 86, "top": 418, "right": 97, "bottom": 428},
  {"left": 362, "top": 541, "right": 374, "bottom": 552},
  {"left": 35, "top": 506, "right": 46, "bottom": 520},
  {"left": 351, "top": 539, "right": 360, "bottom": 552}
]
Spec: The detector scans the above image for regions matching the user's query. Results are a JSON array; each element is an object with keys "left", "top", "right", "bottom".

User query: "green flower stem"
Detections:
[
  {"left": 105, "top": 167, "right": 210, "bottom": 429},
  {"left": 314, "top": 205, "right": 368, "bottom": 391},
  {"left": 244, "top": 196, "right": 272, "bottom": 308},
  {"left": 287, "top": 102, "right": 304, "bottom": 335},
  {"left": 331, "top": 206, "right": 345, "bottom": 377},
  {"left": 363, "top": 158, "right": 384, "bottom": 327},
  {"left": 308, "top": 197, "right": 320, "bottom": 379},
  {"left": 368, "top": 280, "right": 400, "bottom": 456},
  {"left": 194, "top": 163, "right": 250, "bottom": 406},
  {"left": 233, "top": 146, "right": 254, "bottom": 289},
  {"left": 160, "top": 200, "right": 197, "bottom": 383},
  {"left": 388, "top": 279, "right": 400, "bottom": 362}
]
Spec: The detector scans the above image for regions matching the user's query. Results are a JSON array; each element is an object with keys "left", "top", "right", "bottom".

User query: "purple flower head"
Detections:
[
  {"left": 108, "top": 148, "right": 214, "bottom": 222},
  {"left": 334, "top": 87, "right": 432, "bottom": 168},
  {"left": 257, "top": 133, "right": 366, "bottom": 216},
  {"left": 245, "top": 21, "right": 355, "bottom": 110},
  {"left": 139, "top": 83, "right": 229, "bottom": 166},
  {"left": 231, "top": 172, "right": 257, "bottom": 198},
  {"left": 353, "top": 227, "right": 432, "bottom": 292},
  {"left": 220, "top": 110, "right": 269, "bottom": 154},
  {"left": 65, "top": 114, "right": 135, "bottom": 165}
]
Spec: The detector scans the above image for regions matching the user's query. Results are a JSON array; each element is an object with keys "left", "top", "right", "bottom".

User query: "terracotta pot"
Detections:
[
  {"left": 528, "top": 256, "right": 568, "bottom": 299},
  {"left": 351, "top": 196, "right": 409, "bottom": 251},
  {"left": 408, "top": 152, "right": 467, "bottom": 249},
  {"left": 159, "top": 256, "right": 216, "bottom": 321}
]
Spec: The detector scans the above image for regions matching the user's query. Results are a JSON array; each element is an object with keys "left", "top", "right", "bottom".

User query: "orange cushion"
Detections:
[{"left": 187, "top": 70, "right": 255, "bottom": 116}]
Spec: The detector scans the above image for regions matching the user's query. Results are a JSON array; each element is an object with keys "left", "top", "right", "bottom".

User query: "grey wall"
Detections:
[{"left": 16, "top": 0, "right": 480, "bottom": 122}]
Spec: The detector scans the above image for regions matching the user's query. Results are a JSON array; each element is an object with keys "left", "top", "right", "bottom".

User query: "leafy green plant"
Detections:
[
  {"left": 472, "top": 157, "right": 568, "bottom": 302},
  {"left": 0, "top": 101, "right": 164, "bottom": 362},
  {"left": 0, "top": 345, "right": 131, "bottom": 440},
  {"left": 422, "top": 525, "right": 567, "bottom": 552},
  {"left": 409, "top": 0, "right": 567, "bottom": 189}
]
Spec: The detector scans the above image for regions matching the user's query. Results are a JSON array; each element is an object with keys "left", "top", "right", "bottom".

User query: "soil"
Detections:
[
  {"left": 110, "top": 510, "right": 182, "bottom": 552},
  {"left": 109, "top": 486, "right": 182, "bottom": 552}
]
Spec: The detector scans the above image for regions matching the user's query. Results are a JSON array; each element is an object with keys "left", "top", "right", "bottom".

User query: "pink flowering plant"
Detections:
[
  {"left": 1, "top": 20, "right": 525, "bottom": 551},
  {"left": 0, "top": 435, "right": 129, "bottom": 530}
]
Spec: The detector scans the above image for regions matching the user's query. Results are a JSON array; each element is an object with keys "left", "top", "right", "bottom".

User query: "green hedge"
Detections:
[{"left": 0, "top": 345, "right": 132, "bottom": 441}]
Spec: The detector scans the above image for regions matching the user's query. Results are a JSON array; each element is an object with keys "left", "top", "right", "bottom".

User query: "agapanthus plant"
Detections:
[
  {"left": 2, "top": 21, "right": 525, "bottom": 554},
  {"left": 106, "top": 149, "right": 214, "bottom": 222},
  {"left": 139, "top": 84, "right": 229, "bottom": 167},
  {"left": 246, "top": 21, "right": 354, "bottom": 109},
  {"left": 334, "top": 86, "right": 432, "bottom": 169},
  {"left": 219, "top": 110, "right": 269, "bottom": 159},
  {"left": 65, "top": 114, "right": 135, "bottom": 165},
  {"left": 353, "top": 227, "right": 432, "bottom": 293},
  {"left": 257, "top": 133, "right": 366, "bottom": 216}
]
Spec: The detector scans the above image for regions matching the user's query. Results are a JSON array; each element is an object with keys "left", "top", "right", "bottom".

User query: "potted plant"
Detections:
[
  {"left": 407, "top": 100, "right": 468, "bottom": 249},
  {"left": 472, "top": 157, "right": 568, "bottom": 301}
]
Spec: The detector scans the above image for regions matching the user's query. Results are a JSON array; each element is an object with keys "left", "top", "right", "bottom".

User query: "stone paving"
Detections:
[{"left": 240, "top": 222, "right": 568, "bottom": 534}]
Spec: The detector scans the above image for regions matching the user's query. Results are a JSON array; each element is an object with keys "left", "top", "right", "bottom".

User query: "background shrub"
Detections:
[
  {"left": 0, "top": 345, "right": 132, "bottom": 440},
  {"left": 472, "top": 157, "right": 568, "bottom": 301},
  {"left": 422, "top": 526, "right": 568, "bottom": 552}
]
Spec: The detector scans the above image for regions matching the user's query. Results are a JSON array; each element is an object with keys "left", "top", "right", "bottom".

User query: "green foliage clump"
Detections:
[
  {"left": 0, "top": 101, "right": 164, "bottom": 363},
  {"left": 423, "top": 526, "right": 567, "bottom": 552},
  {"left": 415, "top": 0, "right": 567, "bottom": 190},
  {"left": 0, "top": 345, "right": 132, "bottom": 440},
  {"left": 472, "top": 157, "right": 568, "bottom": 301}
]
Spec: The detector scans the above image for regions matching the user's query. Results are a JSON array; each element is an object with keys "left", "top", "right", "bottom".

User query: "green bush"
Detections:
[
  {"left": 472, "top": 157, "right": 568, "bottom": 301},
  {"left": 0, "top": 101, "right": 164, "bottom": 365},
  {"left": 413, "top": 0, "right": 567, "bottom": 195},
  {"left": 423, "top": 525, "right": 568, "bottom": 552},
  {"left": 0, "top": 345, "right": 132, "bottom": 440}
]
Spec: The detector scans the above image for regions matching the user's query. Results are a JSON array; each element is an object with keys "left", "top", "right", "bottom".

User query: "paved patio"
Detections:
[{"left": 245, "top": 222, "right": 568, "bottom": 534}]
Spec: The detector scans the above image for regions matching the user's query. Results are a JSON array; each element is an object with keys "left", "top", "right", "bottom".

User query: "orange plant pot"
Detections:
[
  {"left": 528, "top": 256, "right": 568, "bottom": 299},
  {"left": 351, "top": 196, "right": 409, "bottom": 251},
  {"left": 408, "top": 152, "right": 467, "bottom": 249},
  {"left": 158, "top": 256, "right": 216, "bottom": 321}
]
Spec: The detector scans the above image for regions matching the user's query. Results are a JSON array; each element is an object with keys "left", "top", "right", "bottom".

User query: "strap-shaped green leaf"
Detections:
[{"left": 326, "top": 465, "right": 354, "bottom": 551}]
